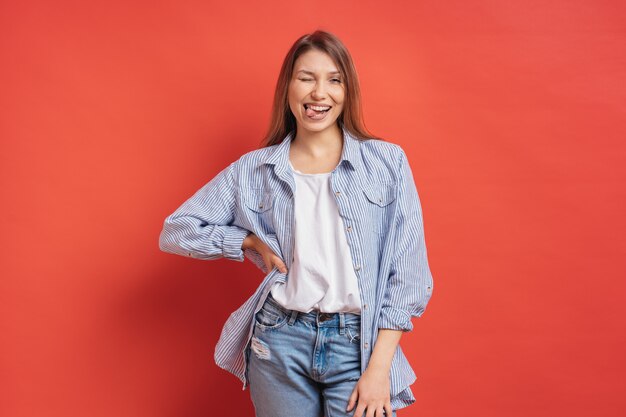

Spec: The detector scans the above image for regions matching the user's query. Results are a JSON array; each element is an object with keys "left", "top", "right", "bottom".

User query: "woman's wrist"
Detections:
[{"left": 241, "top": 231, "right": 254, "bottom": 250}]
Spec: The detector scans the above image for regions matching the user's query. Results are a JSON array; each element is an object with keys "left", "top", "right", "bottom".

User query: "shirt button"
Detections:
[
  {"left": 335, "top": 191, "right": 341, "bottom": 196},
  {"left": 187, "top": 252, "right": 193, "bottom": 257},
  {"left": 363, "top": 303, "right": 368, "bottom": 310},
  {"left": 354, "top": 264, "right": 361, "bottom": 271},
  {"left": 364, "top": 342, "right": 369, "bottom": 349},
  {"left": 346, "top": 226, "right": 352, "bottom": 232}
]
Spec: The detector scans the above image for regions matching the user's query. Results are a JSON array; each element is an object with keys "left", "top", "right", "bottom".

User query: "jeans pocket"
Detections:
[{"left": 254, "top": 303, "right": 289, "bottom": 330}]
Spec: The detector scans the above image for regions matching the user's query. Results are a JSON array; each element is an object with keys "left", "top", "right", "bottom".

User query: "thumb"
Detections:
[
  {"left": 273, "top": 255, "right": 288, "bottom": 273},
  {"left": 346, "top": 385, "right": 358, "bottom": 411},
  {"left": 272, "top": 254, "right": 287, "bottom": 274},
  {"left": 261, "top": 254, "right": 274, "bottom": 274}
]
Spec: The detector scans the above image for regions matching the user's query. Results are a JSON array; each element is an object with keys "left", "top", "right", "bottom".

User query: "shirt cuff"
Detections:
[
  {"left": 222, "top": 226, "right": 250, "bottom": 262},
  {"left": 378, "top": 306, "right": 414, "bottom": 332}
]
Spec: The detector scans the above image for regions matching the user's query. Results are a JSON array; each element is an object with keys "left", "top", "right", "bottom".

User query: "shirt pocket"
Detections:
[
  {"left": 361, "top": 183, "right": 397, "bottom": 234},
  {"left": 241, "top": 188, "right": 276, "bottom": 235}
]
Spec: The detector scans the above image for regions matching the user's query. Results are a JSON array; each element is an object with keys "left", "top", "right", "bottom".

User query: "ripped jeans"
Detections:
[{"left": 246, "top": 292, "right": 397, "bottom": 417}]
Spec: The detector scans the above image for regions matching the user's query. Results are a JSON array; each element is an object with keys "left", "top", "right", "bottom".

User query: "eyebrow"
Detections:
[{"left": 297, "top": 69, "right": 342, "bottom": 76}]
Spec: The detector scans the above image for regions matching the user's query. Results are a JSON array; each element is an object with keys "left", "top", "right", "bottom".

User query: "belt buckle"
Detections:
[{"left": 318, "top": 312, "right": 333, "bottom": 322}]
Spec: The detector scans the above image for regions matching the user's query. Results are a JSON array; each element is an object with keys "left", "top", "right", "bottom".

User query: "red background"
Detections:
[{"left": 2, "top": 1, "right": 625, "bottom": 416}]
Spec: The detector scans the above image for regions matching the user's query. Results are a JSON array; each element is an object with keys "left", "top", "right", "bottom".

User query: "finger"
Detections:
[
  {"left": 354, "top": 402, "right": 366, "bottom": 417},
  {"left": 346, "top": 386, "right": 358, "bottom": 411},
  {"left": 272, "top": 255, "right": 288, "bottom": 273},
  {"left": 365, "top": 403, "right": 376, "bottom": 417},
  {"left": 376, "top": 406, "right": 385, "bottom": 417},
  {"left": 384, "top": 403, "right": 393, "bottom": 417}
]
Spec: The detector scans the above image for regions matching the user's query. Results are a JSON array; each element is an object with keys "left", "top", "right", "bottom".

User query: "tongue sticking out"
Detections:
[{"left": 305, "top": 106, "right": 329, "bottom": 119}]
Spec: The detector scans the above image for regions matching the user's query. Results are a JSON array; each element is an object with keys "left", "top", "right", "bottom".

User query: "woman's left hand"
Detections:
[{"left": 346, "top": 366, "right": 392, "bottom": 417}]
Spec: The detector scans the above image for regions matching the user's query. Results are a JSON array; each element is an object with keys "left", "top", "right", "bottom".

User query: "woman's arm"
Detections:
[
  {"left": 368, "top": 328, "right": 403, "bottom": 371},
  {"left": 159, "top": 160, "right": 250, "bottom": 261},
  {"left": 378, "top": 148, "right": 434, "bottom": 333},
  {"left": 347, "top": 148, "right": 435, "bottom": 416}
]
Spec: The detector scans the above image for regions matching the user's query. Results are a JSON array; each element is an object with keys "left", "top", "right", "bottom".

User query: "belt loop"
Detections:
[
  {"left": 288, "top": 309, "right": 298, "bottom": 326},
  {"left": 339, "top": 312, "right": 345, "bottom": 335}
]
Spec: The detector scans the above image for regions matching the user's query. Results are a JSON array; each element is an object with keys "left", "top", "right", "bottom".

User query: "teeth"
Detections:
[{"left": 306, "top": 104, "right": 331, "bottom": 111}]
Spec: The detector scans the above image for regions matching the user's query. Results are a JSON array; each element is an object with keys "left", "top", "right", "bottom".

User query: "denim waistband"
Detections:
[{"left": 263, "top": 292, "right": 361, "bottom": 328}]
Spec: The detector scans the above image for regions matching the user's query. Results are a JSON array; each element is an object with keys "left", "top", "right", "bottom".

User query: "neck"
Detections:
[{"left": 292, "top": 124, "right": 343, "bottom": 158}]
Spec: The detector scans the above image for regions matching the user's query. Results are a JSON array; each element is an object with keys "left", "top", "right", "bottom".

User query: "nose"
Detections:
[{"left": 311, "top": 80, "right": 328, "bottom": 98}]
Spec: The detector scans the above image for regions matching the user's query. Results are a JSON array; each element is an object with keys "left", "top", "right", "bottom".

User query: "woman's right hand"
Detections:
[{"left": 242, "top": 233, "right": 288, "bottom": 274}]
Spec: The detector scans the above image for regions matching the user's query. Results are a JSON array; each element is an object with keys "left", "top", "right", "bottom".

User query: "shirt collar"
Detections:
[{"left": 260, "top": 124, "right": 363, "bottom": 173}]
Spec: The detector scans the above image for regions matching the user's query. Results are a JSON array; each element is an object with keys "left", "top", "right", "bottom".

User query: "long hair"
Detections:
[{"left": 260, "top": 30, "right": 382, "bottom": 147}]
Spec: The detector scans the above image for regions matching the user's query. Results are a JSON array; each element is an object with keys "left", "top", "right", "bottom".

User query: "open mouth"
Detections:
[{"left": 304, "top": 104, "right": 332, "bottom": 113}]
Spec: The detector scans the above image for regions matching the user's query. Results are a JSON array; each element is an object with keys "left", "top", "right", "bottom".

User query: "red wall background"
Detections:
[{"left": 2, "top": 1, "right": 625, "bottom": 416}]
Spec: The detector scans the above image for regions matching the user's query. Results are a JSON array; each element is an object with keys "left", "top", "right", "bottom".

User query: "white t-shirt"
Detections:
[{"left": 269, "top": 160, "right": 362, "bottom": 314}]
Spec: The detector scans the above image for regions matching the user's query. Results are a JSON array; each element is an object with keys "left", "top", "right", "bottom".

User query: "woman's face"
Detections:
[{"left": 288, "top": 49, "right": 345, "bottom": 135}]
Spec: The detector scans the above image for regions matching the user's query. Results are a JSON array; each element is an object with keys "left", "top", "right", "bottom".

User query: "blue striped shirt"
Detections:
[{"left": 158, "top": 125, "right": 434, "bottom": 410}]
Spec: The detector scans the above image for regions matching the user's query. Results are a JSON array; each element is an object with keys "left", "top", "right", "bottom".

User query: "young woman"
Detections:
[{"left": 159, "top": 30, "right": 434, "bottom": 417}]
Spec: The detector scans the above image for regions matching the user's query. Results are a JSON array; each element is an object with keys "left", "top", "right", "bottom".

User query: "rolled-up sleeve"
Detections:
[
  {"left": 378, "top": 149, "right": 434, "bottom": 332},
  {"left": 159, "top": 160, "right": 250, "bottom": 262}
]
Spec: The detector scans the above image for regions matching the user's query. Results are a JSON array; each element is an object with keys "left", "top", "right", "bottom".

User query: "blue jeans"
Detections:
[{"left": 246, "top": 293, "right": 397, "bottom": 417}]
